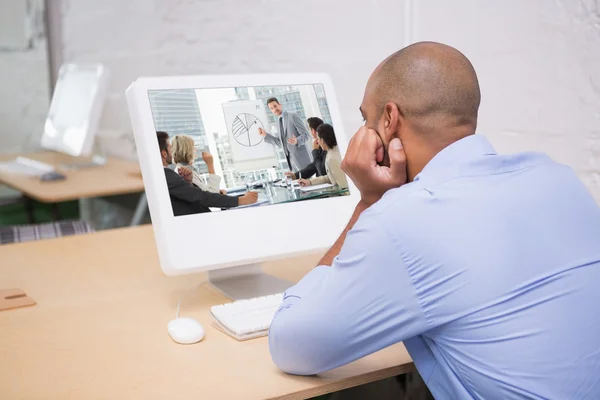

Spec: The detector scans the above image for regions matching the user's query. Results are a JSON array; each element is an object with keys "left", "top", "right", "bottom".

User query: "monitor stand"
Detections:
[{"left": 207, "top": 264, "right": 293, "bottom": 300}]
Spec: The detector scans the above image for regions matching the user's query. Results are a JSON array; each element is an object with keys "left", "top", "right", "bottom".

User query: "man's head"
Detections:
[
  {"left": 267, "top": 97, "right": 283, "bottom": 116},
  {"left": 157, "top": 131, "right": 172, "bottom": 166},
  {"left": 307, "top": 117, "right": 324, "bottom": 138},
  {"left": 360, "top": 41, "right": 481, "bottom": 180},
  {"left": 316, "top": 123, "right": 337, "bottom": 151}
]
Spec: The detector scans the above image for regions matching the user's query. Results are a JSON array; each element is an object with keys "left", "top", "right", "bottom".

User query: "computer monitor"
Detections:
[
  {"left": 40, "top": 63, "right": 109, "bottom": 157},
  {"left": 126, "top": 73, "right": 359, "bottom": 299}
]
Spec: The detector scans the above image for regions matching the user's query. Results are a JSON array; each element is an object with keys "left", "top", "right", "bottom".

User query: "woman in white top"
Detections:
[
  {"left": 171, "top": 134, "right": 224, "bottom": 194},
  {"left": 298, "top": 123, "right": 348, "bottom": 189}
]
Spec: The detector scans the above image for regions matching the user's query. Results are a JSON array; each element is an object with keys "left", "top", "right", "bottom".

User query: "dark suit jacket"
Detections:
[
  {"left": 296, "top": 148, "right": 327, "bottom": 179},
  {"left": 164, "top": 168, "right": 238, "bottom": 216}
]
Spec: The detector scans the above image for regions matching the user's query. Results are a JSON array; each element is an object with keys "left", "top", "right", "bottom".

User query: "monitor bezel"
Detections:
[{"left": 126, "top": 73, "right": 360, "bottom": 276}]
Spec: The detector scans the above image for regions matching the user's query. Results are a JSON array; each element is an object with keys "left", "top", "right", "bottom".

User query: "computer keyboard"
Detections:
[
  {"left": 210, "top": 293, "right": 284, "bottom": 341},
  {"left": 0, "top": 157, "right": 55, "bottom": 177}
]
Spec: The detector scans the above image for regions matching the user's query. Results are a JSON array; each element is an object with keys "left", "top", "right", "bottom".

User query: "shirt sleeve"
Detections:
[
  {"left": 166, "top": 169, "right": 239, "bottom": 208},
  {"left": 268, "top": 208, "right": 430, "bottom": 375},
  {"left": 327, "top": 151, "right": 348, "bottom": 189},
  {"left": 264, "top": 131, "right": 282, "bottom": 147},
  {"left": 206, "top": 174, "right": 222, "bottom": 193},
  {"left": 309, "top": 175, "right": 330, "bottom": 186}
]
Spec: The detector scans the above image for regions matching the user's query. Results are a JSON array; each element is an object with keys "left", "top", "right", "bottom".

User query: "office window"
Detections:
[{"left": 148, "top": 89, "right": 209, "bottom": 174}]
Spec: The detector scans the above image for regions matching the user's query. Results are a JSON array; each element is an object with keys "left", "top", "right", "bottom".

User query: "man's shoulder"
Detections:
[
  {"left": 164, "top": 167, "right": 182, "bottom": 183},
  {"left": 164, "top": 167, "right": 176, "bottom": 176},
  {"left": 363, "top": 183, "right": 432, "bottom": 230}
]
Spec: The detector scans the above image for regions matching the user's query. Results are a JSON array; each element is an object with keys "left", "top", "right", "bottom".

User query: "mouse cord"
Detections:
[{"left": 175, "top": 281, "right": 208, "bottom": 319}]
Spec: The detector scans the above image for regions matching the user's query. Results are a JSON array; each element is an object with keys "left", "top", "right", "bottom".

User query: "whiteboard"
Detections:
[{"left": 222, "top": 100, "right": 275, "bottom": 162}]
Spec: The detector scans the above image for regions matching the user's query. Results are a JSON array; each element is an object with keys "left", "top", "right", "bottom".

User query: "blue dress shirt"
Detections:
[{"left": 269, "top": 134, "right": 600, "bottom": 399}]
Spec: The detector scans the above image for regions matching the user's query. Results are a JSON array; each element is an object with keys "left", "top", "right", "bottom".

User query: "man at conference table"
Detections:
[{"left": 157, "top": 131, "right": 258, "bottom": 216}]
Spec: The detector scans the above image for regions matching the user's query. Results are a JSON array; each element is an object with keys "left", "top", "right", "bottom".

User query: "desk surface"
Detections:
[
  {"left": 0, "top": 151, "right": 143, "bottom": 202},
  {"left": 0, "top": 225, "right": 413, "bottom": 399}
]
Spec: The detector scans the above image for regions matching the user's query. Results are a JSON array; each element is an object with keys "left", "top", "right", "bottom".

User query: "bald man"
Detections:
[{"left": 269, "top": 42, "right": 600, "bottom": 399}]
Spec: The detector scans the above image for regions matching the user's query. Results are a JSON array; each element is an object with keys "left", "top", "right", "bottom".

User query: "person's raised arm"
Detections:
[
  {"left": 295, "top": 161, "right": 317, "bottom": 180},
  {"left": 269, "top": 128, "right": 412, "bottom": 375},
  {"left": 259, "top": 127, "right": 282, "bottom": 147},
  {"left": 318, "top": 127, "right": 406, "bottom": 266}
]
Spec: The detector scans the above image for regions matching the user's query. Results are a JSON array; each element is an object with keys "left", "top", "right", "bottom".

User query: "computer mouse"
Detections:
[
  {"left": 40, "top": 171, "right": 66, "bottom": 182},
  {"left": 167, "top": 317, "right": 205, "bottom": 344}
]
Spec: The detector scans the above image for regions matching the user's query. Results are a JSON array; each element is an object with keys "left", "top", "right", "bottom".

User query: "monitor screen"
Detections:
[
  {"left": 148, "top": 84, "right": 351, "bottom": 217},
  {"left": 41, "top": 64, "right": 108, "bottom": 157}
]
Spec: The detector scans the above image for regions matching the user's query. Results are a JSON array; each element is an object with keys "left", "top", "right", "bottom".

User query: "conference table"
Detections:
[{"left": 231, "top": 181, "right": 349, "bottom": 209}]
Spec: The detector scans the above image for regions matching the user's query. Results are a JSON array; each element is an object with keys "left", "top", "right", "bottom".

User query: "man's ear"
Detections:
[
  {"left": 383, "top": 102, "right": 400, "bottom": 140},
  {"left": 161, "top": 150, "right": 166, "bottom": 159}
]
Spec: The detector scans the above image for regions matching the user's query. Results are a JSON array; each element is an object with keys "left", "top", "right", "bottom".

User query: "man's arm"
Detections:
[
  {"left": 296, "top": 161, "right": 317, "bottom": 180},
  {"left": 166, "top": 169, "right": 238, "bottom": 208},
  {"left": 291, "top": 113, "right": 310, "bottom": 146},
  {"left": 314, "top": 149, "right": 327, "bottom": 176},
  {"left": 318, "top": 200, "right": 368, "bottom": 266},
  {"left": 263, "top": 131, "right": 282, "bottom": 147},
  {"left": 269, "top": 204, "right": 430, "bottom": 376}
]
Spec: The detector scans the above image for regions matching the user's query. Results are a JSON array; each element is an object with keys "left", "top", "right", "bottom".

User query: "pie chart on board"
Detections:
[{"left": 232, "top": 113, "right": 265, "bottom": 147}]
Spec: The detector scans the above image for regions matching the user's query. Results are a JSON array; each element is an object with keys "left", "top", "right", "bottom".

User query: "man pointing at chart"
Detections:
[{"left": 258, "top": 97, "right": 312, "bottom": 172}]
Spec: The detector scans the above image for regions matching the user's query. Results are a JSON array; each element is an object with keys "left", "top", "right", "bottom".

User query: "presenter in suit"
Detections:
[
  {"left": 157, "top": 131, "right": 258, "bottom": 216},
  {"left": 258, "top": 97, "right": 312, "bottom": 172}
]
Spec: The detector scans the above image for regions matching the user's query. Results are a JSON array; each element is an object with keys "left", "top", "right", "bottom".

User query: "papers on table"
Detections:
[{"left": 298, "top": 183, "right": 333, "bottom": 192}]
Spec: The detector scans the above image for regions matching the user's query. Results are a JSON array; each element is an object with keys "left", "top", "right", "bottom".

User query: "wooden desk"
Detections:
[
  {"left": 0, "top": 226, "right": 414, "bottom": 399},
  {"left": 0, "top": 151, "right": 143, "bottom": 203}
]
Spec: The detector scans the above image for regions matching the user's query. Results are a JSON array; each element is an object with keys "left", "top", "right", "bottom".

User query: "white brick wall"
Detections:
[
  {"left": 412, "top": 0, "right": 600, "bottom": 202},
  {"left": 53, "top": 0, "right": 600, "bottom": 201},
  {"left": 57, "top": 0, "right": 403, "bottom": 141},
  {"left": 0, "top": 0, "right": 50, "bottom": 155}
]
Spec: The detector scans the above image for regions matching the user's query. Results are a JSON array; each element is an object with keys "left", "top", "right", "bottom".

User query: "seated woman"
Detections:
[
  {"left": 285, "top": 117, "right": 326, "bottom": 180},
  {"left": 171, "top": 134, "right": 223, "bottom": 194},
  {"left": 298, "top": 124, "right": 348, "bottom": 189}
]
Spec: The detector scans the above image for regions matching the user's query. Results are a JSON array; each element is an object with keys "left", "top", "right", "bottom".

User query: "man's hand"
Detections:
[
  {"left": 258, "top": 128, "right": 267, "bottom": 137},
  {"left": 287, "top": 136, "right": 298, "bottom": 145},
  {"left": 178, "top": 166, "right": 193, "bottom": 184},
  {"left": 284, "top": 171, "right": 297, "bottom": 180},
  {"left": 341, "top": 126, "right": 407, "bottom": 206},
  {"left": 239, "top": 191, "right": 259, "bottom": 205},
  {"left": 297, "top": 178, "right": 311, "bottom": 187},
  {"left": 219, "top": 189, "right": 227, "bottom": 195}
]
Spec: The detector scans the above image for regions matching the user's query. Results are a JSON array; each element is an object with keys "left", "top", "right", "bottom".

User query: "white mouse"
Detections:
[{"left": 167, "top": 317, "right": 205, "bottom": 344}]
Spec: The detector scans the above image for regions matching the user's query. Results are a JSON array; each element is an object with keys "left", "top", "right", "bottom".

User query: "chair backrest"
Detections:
[{"left": 0, "top": 220, "right": 94, "bottom": 245}]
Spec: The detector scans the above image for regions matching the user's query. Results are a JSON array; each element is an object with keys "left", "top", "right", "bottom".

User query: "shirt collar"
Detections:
[{"left": 413, "top": 134, "right": 497, "bottom": 184}]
